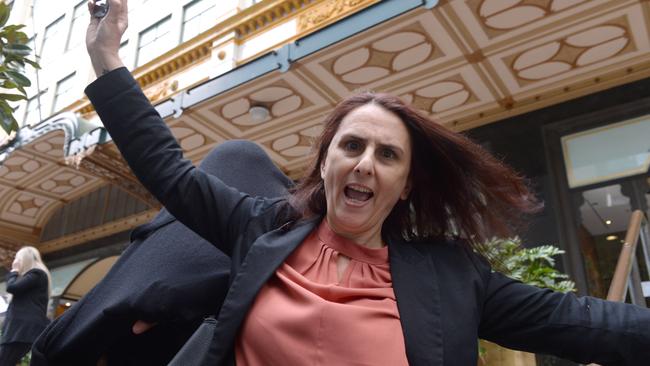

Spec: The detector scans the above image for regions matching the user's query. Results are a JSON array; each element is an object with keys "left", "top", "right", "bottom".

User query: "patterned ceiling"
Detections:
[
  {"left": 1, "top": 0, "right": 650, "bottom": 252},
  {"left": 0, "top": 129, "right": 104, "bottom": 249}
]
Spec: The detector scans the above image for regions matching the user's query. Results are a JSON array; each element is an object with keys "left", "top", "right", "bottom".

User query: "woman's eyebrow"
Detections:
[{"left": 343, "top": 133, "right": 404, "bottom": 154}]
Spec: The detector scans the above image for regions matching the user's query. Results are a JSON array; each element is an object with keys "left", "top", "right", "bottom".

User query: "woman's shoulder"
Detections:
[{"left": 23, "top": 268, "right": 48, "bottom": 278}]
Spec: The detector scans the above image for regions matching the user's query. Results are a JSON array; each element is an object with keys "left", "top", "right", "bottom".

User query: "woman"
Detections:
[
  {"left": 0, "top": 247, "right": 50, "bottom": 365},
  {"left": 85, "top": 1, "right": 650, "bottom": 365}
]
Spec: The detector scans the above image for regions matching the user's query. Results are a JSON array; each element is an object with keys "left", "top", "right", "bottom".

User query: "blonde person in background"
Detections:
[{"left": 0, "top": 247, "right": 50, "bottom": 365}]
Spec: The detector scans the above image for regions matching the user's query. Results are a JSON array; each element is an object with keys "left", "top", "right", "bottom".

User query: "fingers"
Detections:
[
  {"left": 87, "top": 1, "right": 100, "bottom": 24},
  {"left": 132, "top": 320, "right": 157, "bottom": 335}
]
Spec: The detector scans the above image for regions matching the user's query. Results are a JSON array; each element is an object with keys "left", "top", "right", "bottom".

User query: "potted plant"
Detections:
[{"left": 478, "top": 237, "right": 576, "bottom": 366}]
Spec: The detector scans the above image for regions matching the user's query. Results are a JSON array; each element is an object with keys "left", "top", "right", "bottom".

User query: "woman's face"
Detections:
[
  {"left": 320, "top": 103, "right": 412, "bottom": 245},
  {"left": 12, "top": 255, "right": 22, "bottom": 271}
]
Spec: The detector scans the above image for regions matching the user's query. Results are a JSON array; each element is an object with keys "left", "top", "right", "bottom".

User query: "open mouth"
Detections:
[{"left": 344, "top": 184, "right": 374, "bottom": 202}]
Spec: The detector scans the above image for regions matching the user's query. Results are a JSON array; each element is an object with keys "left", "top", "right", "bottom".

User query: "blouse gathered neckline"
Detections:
[{"left": 315, "top": 220, "right": 389, "bottom": 266}]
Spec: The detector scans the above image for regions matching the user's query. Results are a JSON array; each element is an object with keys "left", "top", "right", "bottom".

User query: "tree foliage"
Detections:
[{"left": 0, "top": 3, "right": 40, "bottom": 135}]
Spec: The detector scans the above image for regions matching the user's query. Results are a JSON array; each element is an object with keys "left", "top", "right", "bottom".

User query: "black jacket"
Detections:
[
  {"left": 85, "top": 67, "right": 650, "bottom": 365},
  {"left": 2, "top": 269, "right": 49, "bottom": 344}
]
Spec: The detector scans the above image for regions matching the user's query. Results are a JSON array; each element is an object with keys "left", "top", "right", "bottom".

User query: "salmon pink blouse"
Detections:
[{"left": 235, "top": 220, "right": 409, "bottom": 365}]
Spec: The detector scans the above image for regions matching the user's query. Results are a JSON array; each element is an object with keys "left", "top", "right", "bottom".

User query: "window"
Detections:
[
  {"left": 52, "top": 73, "right": 77, "bottom": 113},
  {"left": 562, "top": 116, "right": 650, "bottom": 188},
  {"left": 136, "top": 16, "right": 173, "bottom": 67},
  {"left": 40, "top": 16, "right": 65, "bottom": 62},
  {"left": 182, "top": 0, "right": 217, "bottom": 42},
  {"left": 24, "top": 95, "right": 44, "bottom": 126},
  {"left": 67, "top": 1, "right": 90, "bottom": 51}
]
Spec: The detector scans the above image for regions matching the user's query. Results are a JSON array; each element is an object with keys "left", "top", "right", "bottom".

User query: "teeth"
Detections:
[{"left": 348, "top": 185, "right": 372, "bottom": 193}]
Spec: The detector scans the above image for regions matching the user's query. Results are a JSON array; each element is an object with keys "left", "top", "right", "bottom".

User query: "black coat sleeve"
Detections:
[
  {"left": 6, "top": 269, "right": 44, "bottom": 295},
  {"left": 85, "top": 68, "right": 277, "bottom": 256},
  {"left": 472, "top": 255, "right": 650, "bottom": 365}
]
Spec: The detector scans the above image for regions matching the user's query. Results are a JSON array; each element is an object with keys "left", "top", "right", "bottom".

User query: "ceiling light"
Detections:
[
  {"left": 249, "top": 106, "right": 270, "bottom": 123},
  {"left": 606, "top": 235, "right": 618, "bottom": 241},
  {"left": 605, "top": 220, "right": 612, "bottom": 225}
]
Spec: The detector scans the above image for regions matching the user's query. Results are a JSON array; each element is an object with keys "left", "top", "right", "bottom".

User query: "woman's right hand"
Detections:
[
  {"left": 86, "top": 0, "right": 128, "bottom": 77},
  {"left": 11, "top": 257, "right": 21, "bottom": 273}
]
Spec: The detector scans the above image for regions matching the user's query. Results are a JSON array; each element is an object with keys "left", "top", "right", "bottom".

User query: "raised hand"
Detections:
[
  {"left": 86, "top": 0, "right": 128, "bottom": 77},
  {"left": 11, "top": 257, "right": 21, "bottom": 273}
]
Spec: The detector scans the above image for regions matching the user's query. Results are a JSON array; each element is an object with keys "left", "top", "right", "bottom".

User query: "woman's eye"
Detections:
[
  {"left": 344, "top": 141, "right": 361, "bottom": 151},
  {"left": 381, "top": 148, "right": 396, "bottom": 159}
]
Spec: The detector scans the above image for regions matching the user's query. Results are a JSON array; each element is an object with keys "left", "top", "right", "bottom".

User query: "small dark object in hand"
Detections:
[{"left": 93, "top": 0, "right": 109, "bottom": 18}]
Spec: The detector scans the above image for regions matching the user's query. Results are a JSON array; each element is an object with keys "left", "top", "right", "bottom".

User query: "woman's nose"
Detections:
[{"left": 354, "top": 153, "right": 374, "bottom": 176}]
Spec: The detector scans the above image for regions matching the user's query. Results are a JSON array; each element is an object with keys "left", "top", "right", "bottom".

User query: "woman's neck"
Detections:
[{"left": 325, "top": 218, "right": 385, "bottom": 249}]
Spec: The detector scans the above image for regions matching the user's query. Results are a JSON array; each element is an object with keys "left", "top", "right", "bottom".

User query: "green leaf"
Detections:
[
  {"left": 4, "top": 43, "right": 31, "bottom": 56},
  {"left": 24, "top": 58, "right": 39, "bottom": 69},
  {"left": 0, "top": 4, "right": 9, "bottom": 29},
  {"left": 1, "top": 79, "right": 26, "bottom": 96},
  {"left": 0, "top": 93, "right": 26, "bottom": 101},
  {"left": 0, "top": 105, "right": 18, "bottom": 135},
  {"left": 0, "top": 93, "right": 26, "bottom": 102},
  {"left": 4, "top": 70, "right": 31, "bottom": 87}
]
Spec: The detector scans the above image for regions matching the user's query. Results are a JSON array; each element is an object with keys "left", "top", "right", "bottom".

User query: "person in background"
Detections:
[
  {"left": 30, "top": 141, "right": 292, "bottom": 366},
  {"left": 0, "top": 247, "right": 50, "bottom": 365}
]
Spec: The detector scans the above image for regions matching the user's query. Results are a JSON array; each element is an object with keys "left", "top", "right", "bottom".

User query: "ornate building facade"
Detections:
[{"left": 0, "top": 2, "right": 649, "bottom": 360}]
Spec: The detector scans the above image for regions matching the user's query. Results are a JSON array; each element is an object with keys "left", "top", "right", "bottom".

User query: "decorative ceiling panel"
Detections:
[
  {"left": 258, "top": 119, "right": 326, "bottom": 168},
  {"left": 168, "top": 117, "right": 226, "bottom": 163},
  {"left": 20, "top": 130, "right": 67, "bottom": 160},
  {"left": 0, "top": 190, "right": 57, "bottom": 227},
  {"left": 189, "top": 72, "right": 331, "bottom": 141},
  {"left": 392, "top": 65, "right": 497, "bottom": 121},
  {"left": 449, "top": 0, "right": 605, "bottom": 49},
  {"left": 301, "top": 10, "right": 463, "bottom": 97},
  {"left": 486, "top": 4, "right": 649, "bottom": 96}
]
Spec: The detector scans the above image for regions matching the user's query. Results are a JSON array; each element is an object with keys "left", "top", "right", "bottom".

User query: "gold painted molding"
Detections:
[
  {"left": 297, "top": 0, "right": 377, "bottom": 33},
  {"left": 0, "top": 224, "right": 39, "bottom": 248},
  {"left": 39, "top": 209, "right": 158, "bottom": 254},
  {"left": 235, "top": 0, "right": 316, "bottom": 39}
]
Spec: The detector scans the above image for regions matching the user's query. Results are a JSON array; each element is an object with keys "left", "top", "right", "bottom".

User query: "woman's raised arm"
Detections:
[{"left": 84, "top": 0, "right": 281, "bottom": 255}]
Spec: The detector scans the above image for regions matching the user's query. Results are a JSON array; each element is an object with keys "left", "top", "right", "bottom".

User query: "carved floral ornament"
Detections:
[{"left": 298, "top": 0, "right": 370, "bottom": 32}]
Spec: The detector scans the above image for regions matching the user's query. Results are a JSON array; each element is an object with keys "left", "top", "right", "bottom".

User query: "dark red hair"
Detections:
[{"left": 289, "top": 92, "right": 541, "bottom": 250}]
